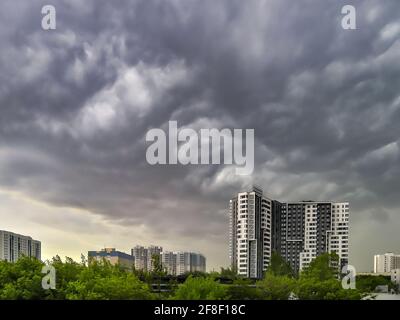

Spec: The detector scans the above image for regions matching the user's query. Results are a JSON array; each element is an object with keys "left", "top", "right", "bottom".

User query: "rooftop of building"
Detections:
[
  {"left": 0, "top": 230, "right": 40, "bottom": 242},
  {"left": 88, "top": 248, "right": 134, "bottom": 260}
]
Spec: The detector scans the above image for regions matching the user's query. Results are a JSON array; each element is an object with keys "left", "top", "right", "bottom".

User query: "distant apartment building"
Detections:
[
  {"left": 131, "top": 245, "right": 162, "bottom": 272},
  {"left": 88, "top": 248, "right": 134, "bottom": 270},
  {"left": 374, "top": 253, "right": 400, "bottom": 273},
  {"left": 0, "top": 230, "right": 41, "bottom": 262},
  {"left": 147, "top": 245, "right": 163, "bottom": 272},
  {"left": 161, "top": 251, "right": 177, "bottom": 275},
  {"left": 131, "top": 245, "right": 148, "bottom": 271},
  {"left": 229, "top": 187, "right": 350, "bottom": 278},
  {"left": 175, "top": 251, "right": 192, "bottom": 275},
  {"left": 161, "top": 251, "right": 206, "bottom": 276}
]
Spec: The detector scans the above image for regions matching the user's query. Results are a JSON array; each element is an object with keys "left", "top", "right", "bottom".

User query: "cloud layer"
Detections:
[{"left": 1, "top": 0, "right": 400, "bottom": 271}]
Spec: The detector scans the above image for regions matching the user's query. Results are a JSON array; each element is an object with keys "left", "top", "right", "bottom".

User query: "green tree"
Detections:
[
  {"left": 219, "top": 267, "right": 240, "bottom": 280},
  {"left": 268, "top": 251, "right": 295, "bottom": 277},
  {"left": 256, "top": 272, "right": 295, "bottom": 300},
  {"left": 295, "top": 253, "right": 362, "bottom": 300},
  {"left": 0, "top": 256, "right": 46, "bottom": 300},
  {"left": 65, "top": 260, "right": 155, "bottom": 300},
  {"left": 228, "top": 278, "right": 263, "bottom": 300},
  {"left": 151, "top": 254, "right": 163, "bottom": 274},
  {"left": 171, "top": 276, "right": 228, "bottom": 300}
]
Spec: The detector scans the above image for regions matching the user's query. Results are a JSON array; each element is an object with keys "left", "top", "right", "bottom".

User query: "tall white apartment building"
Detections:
[
  {"left": 0, "top": 230, "right": 41, "bottom": 262},
  {"left": 229, "top": 188, "right": 350, "bottom": 277},
  {"left": 374, "top": 253, "right": 400, "bottom": 273},
  {"left": 229, "top": 186, "right": 273, "bottom": 278}
]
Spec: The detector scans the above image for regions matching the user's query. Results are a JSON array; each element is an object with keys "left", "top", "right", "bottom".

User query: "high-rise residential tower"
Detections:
[
  {"left": 229, "top": 188, "right": 350, "bottom": 278},
  {"left": 161, "top": 251, "right": 177, "bottom": 275},
  {"left": 0, "top": 230, "right": 41, "bottom": 262},
  {"left": 229, "top": 186, "right": 275, "bottom": 278},
  {"left": 88, "top": 248, "right": 134, "bottom": 270}
]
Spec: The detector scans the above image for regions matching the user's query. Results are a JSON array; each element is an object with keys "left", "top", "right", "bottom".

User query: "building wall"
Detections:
[
  {"left": 280, "top": 203, "right": 304, "bottom": 273},
  {"left": 329, "top": 202, "right": 349, "bottom": 270},
  {"left": 0, "top": 230, "right": 41, "bottom": 262},
  {"left": 229, "top": 186, "right": 274, "bottom": 278},
  {"left": 391, "top": 269, "right": 400, "bottom": 285},
  {"left": 161, "top": 251, "right": 206, "bottom": 276},
  {"left": 229, "top": 189, "right": 350, "bottom": 277},
  {"left": 374, "top": 253, "right": 400, "bottom": 273},
  {"left": 279, "top": 201, "right": 349, "bottom": 273},
  {"left": 161, "top": 251, "right": 176, "bottom": 275},
  {"left": 176, "top": 251, "right": 191, "bottom": 275},
  {"left": 88, "top": 248, "right": 134, "bottom": 270},
  {"left": 132, "top": 246, "right": 148, "bottom": 271}
]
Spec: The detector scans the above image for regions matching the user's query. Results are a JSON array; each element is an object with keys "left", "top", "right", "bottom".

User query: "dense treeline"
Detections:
[{"left": 0, "top": 252, "right": 392, "bottom": 300}]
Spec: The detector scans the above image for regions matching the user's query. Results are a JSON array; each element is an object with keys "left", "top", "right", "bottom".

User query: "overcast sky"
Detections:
[{"left": 1, "top": 0, "right": 400, "bottom": 272}]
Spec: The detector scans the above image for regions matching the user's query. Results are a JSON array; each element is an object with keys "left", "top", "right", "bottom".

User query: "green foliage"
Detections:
[
  {"left": 65, "top": 262, "right": 154, "bottom": 300},
  {"left": 0, "top": 256, "right": 154, "bottom": 300},
  {"left": 268, "top": 251, "right": 295, "bottom": 278},
  {"left": 295, "top": 277, "right": 361, "bottom": 300},
  {"left": 256, "top": 272, "right": 295, "bottom": 300},
  {"left": 356, "top": 275, "right": 397, "bottom": 293},
  {"left": 294, "top": 253, "right": 362, "bottom": 300},
  {"left": 151, "top": 254, "right": 163, "bottom": 274},
  {"left": 301, "top": 252, "right": 339, "bottom": 281},
  {"left": 0, "top": 253, "right": 372, "bottom": 300},
  {"left": 171, "top": 276, "right": 228, "bottom": 300},
  {"left": 0, "top": 256, "right": 46, "bottom": 300},
  {"left": 228, "top": 278, "right": 263, "bottom": 300}
]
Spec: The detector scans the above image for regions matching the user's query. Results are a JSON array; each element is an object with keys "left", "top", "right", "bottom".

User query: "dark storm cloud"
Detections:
[{"left": 1, "top": 0, "right": 400, "bottom": 269}]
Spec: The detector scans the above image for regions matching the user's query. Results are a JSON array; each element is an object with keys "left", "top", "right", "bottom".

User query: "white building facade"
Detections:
[
  {"left": 296, "top": 202, "right": 349, "bottom": 271},
  {"left": 229, "top": 186, "right": 273, "bottom": 278},
  {"left": 391, "top": 269, "right": 400, "bottom": 286},
  {"left": 0, "top": 230, "right": 41, "bottom": 262},
  {"left": 374, "top": 253, "right": 400, "bottom": 273},
  {"left": 229, "top": 187, "right": 350, "bottom": 277},
  {"left": 161, "top": 251, "right": 206, "bottom": 276}
]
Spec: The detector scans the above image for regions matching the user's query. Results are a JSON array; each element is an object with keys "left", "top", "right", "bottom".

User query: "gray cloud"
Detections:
[{"left": 1, "top": 0, "right": 400, "bottom": 270}]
